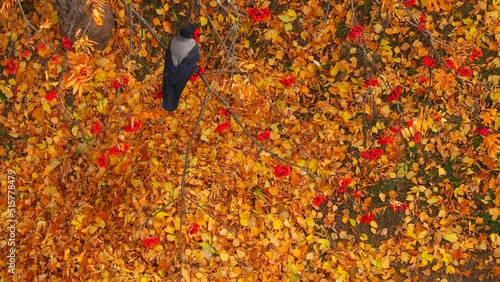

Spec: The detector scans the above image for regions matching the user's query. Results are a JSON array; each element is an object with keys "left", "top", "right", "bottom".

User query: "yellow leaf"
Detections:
[
  {"left": 341, "top": 111, "right": 352, "bottom": 122},
  {"left": 466, "top": 26, "right": 477, "bottom": 40},
  {"left": 421, "top": 251, "right": 434, "bottom": 266},
  {"left": 43, "top": 158, "right": 61, "bottom": 175},
  {"left": 139, "top": 47, "right": 148, "bottom": 57},
  {"left": 400, "top": 252, "right": 410, "bottom": 263},
  {"left": 71, "top": 214, "right": 85, "bottom": 230},
  {"left": 200, "top": 16, "right": 208, "bottom": 26},
  {"left": 240, "top": 212, "right": 249, "bottom": 227},
  {"left": 95, "top": 58, "right": 110, "bottom": 67},
  {"left": 36, "top": 140, "right": 47, "bottom": 150},
  {"left": 281, "top": 140, "right": 293, "bottom": 150},
  {"left": 349, "top": 218, "right": 357, "bottom": 227},
  {"left": 308, "top": 159, "right": 317, "bottom": 172},
  {"left": 71, "top": 126, "right": 79, "bottom": 136},
  {"left": 437, "top": 210, "right": 447, "bottom": 217},
  {"left": 380, "top": 104, "right": 391, "bottom": 116},
  {"left": 243, "top": 63, "right": 255, "bottom": 70},
  {"left": 95, "top": 217, "right": 106, "bottom": 228},
  {"left": 273, "top": 219, "right": 282, "bottom": 230},
  {"left": 360, "top": 234, "right": 368, "bottom": 241},
  {"left": 264, "top": 29, "right": 279, "bottom": 41},
  {"left": 445, "top": 264, "right": 456, "bottom": 274},
  {"left": 250, "top": 227, "right": 260, "bottom": 237},
  {"left": 278, "top": 14, "right": 291, "bottom": 23},
  {"left": 131, "top": 179, "right": 143, "bottom": 188},
  {"left": 97, "top": 98, "right": 108, "bottom": 113},
  {"left": 317, "top": 238, "right": 331, "bottom": 251},
  {"left": 304, "top": 217, "right": 315, "bottom": 228},
  {"left": 39, "top": 19, "right": 52, "bottom": 30},
  {"left": 330, "top": 62, "right": 340, "bottom": 76},
  {"left": 278, "top": 9, "right": 297, "bottom": 23},
  {"left": 462, "top": 18, "right": 473, "bottom": 25},
  {"left": 95, "top": 69, "right": 106, "bottom": 82},
  {"left": 342, "top": 213, "right": 349, "bottom": 223},
  {"left": 43, "top": 186, "right": 60, "bottom": 197},
  {"left": 338, "top": 81, "right": 349, "bottom": 94},
  {"left": 265, "top": 251, "right": 273, "bottom": 260},
  {"left": 268, "top": 186, "right": 279, "bottom": 196},
  {"left": 155, "top": 212, "right": 168, "bottom": 219},
  {"left": 381, "top": 256, "right": 390, "bottom": 269},
  {"left": 220, "top": 250, "right": 229, "bottom": 262},
  {"left": 50, "top": 10, "right": 59, "bottom": 24},
  {"left": 437, "top": 166, "right": 446, "bottom": 176},
  {"left": 228, "top": 14, "right": 237, "bottom": 24},
  {"left": 494, "top": 0, "right": 500, "bottom": 10},
  {"left": 427, "top": 196, "right": 439, "bottom": 205},
  {"left": 379, "top": 193, "right": 386, "bottom": 202},
  {"left": 489, "top": 208, "right": 500, "bottom": 220},
  {"left": 42, "top": 102, "right": 51, "bottom": 113},
  {"left": 443, "top": 233, "right": 458, "bottom": 243},
  {"left": 442, "top": 252, "right": 453, "bottom": 264},
  {"left": 92, "top": 8, "right": 104, "bottom": 26}
]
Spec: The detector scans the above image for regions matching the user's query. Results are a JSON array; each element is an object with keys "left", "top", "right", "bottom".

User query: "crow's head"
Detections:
[{"left": 179, "top": 25, "right": 197, "bottom": 39}]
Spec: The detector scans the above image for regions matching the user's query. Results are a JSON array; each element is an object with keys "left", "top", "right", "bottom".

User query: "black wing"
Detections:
[{"left": 162, "top": 45, "right": 200, "bottom": 111}]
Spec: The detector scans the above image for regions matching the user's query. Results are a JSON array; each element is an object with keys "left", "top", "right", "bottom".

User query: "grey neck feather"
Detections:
[{"left": 170, "top": 35, "right": 196, "bottom": 66}]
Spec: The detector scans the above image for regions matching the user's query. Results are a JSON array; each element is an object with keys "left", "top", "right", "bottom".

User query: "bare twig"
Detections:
[
  {"left": 126, "top": 0, "right": 134, "bottom": 59},
  {"left": 350, "top": 0, "right": 357, "bottom": 25},
  {"left": 197, "top": 0, "right": 230, "bottom": 56},
  {"left": 15, "top": 0, "right": 37, "bottom": 36},
  {"left": 323, "top": 0, "right": 332, "bottom": 23},
  {"left": 216, "top": 0, "right": 230, "bottom": 15},
  {"left": 199, "top": 74, "right": 332, "bottom": 181},
  {"left": 225, "top": 0, "right": 240, "bottom": 16},
  {"left": 128, "top": 5, "right": 169, "bottom": 51},
  {"left": 189, "top": 0, "right": 197, "bottom": 21},
  {"left": 177, "top": 83, "right": 212, "bottom": 276},
  {"left": 80, "top": 12, "right": 93, "bottom": 41}
]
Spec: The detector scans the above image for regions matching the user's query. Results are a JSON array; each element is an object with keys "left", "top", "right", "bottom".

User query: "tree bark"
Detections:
[{"left": 55, "top": 0, "right": 114, "bottom": 50}]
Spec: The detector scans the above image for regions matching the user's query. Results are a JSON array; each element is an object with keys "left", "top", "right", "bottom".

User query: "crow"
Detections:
[{"left": 162, "top": 26, "right": 200, "bottom": 111}]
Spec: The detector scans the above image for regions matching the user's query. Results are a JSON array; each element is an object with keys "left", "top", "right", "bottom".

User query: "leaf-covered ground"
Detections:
[{"left": 1, "top": 0, "right": 500, "bottom": 281}]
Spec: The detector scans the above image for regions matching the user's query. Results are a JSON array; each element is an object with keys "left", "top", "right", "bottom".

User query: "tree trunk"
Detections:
[{"left": 55, "top": 0, "right": 114, "bottom": 50}]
